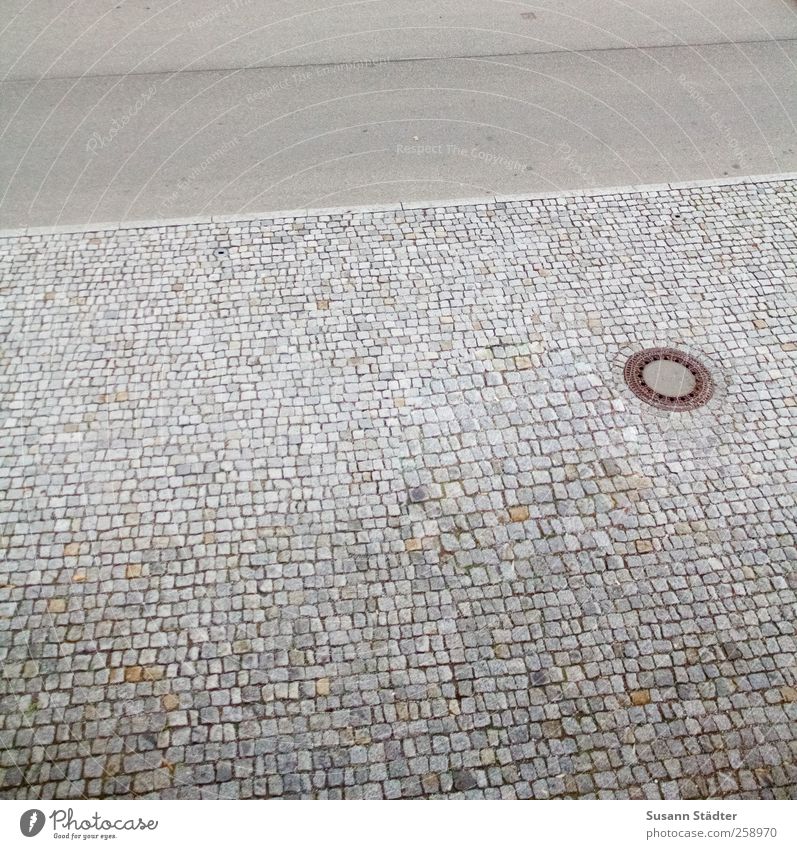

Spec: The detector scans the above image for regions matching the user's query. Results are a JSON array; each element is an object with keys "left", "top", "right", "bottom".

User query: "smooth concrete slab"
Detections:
[
  {"left": 1, "top": 2, "right": 795, "bottom": 228},
  {"left": 3, "top": 0, "right": 796, "bottom": 80}
]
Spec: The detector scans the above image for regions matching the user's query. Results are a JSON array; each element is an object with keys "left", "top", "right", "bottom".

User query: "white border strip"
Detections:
[{"left": 3, "top": 172, "right": 796, "bottom": 239}]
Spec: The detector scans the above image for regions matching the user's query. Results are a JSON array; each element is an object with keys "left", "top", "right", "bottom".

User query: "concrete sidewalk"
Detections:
[{"left": 1, "top": 0, "right": 796, "bottom": 228}]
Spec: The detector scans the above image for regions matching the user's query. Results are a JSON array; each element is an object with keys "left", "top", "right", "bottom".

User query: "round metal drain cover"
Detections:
[{"left": 624, "top": 348, "right": 713, "bottom": 411}]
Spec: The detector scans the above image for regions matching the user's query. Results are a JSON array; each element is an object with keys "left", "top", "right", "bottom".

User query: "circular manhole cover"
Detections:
[{"left": 624, "top": 347, "right": 713, "bottom": 411}]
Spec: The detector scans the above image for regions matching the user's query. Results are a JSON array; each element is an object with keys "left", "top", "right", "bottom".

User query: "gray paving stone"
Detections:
[{"left": 1, "top": 179, "right": 795, "bottom": 800}]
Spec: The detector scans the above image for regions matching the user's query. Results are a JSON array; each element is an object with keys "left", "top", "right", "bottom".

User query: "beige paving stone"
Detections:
[
  {"left": 162, "top": 694, "right": 180, "bottom": 710},
  {"left": 124, "top": 666, "right": 144, "bottom": 683}
]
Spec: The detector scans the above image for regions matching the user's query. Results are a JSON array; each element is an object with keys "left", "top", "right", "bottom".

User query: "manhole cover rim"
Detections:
[{"left": 623, "top": 347, "right": 714, "bottom": 411}]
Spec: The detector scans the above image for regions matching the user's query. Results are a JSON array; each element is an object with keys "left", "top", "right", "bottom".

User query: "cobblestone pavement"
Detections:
[{"left": 1, "top": 178, "right": 795, "bottom": 800}]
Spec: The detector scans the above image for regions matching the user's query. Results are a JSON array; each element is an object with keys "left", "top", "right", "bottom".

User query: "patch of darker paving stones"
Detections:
[{"left": 0, "top": 180, "right": 795, "bottom": 799}]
